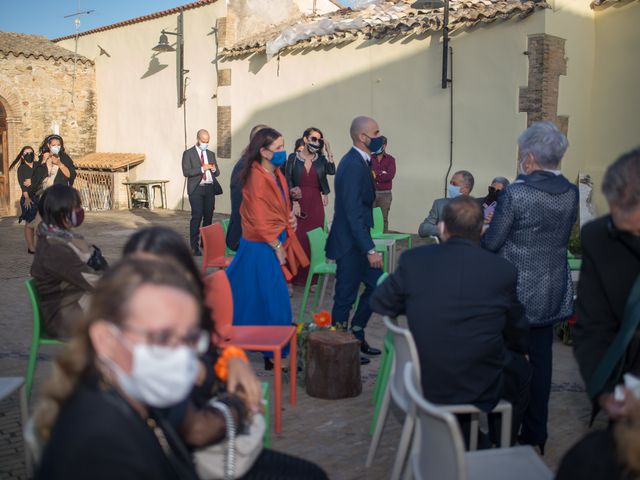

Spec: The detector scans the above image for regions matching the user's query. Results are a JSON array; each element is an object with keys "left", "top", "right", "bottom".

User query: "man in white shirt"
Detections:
[{"left": 182, "top": 129, "right": 221, "bottom": 256}]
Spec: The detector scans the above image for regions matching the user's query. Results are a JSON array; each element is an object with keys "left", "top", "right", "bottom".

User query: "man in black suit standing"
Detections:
[
  {"left": 326, "top": 116, "right": 384, "bottom": 364},
  {"left": 182, "top": 129, "right": 221, "bottom": 256},
  {"left": 371, "top": 196, "right": 530, "bottom": 443}
]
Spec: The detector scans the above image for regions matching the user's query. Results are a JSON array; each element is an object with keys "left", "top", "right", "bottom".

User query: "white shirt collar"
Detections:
[{"left": 352, "top": 145, "right": 370, "bottom": 162}]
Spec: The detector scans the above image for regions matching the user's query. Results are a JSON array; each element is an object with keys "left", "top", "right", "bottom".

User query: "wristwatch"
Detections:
[{"left": 274, "top": 241, "right": 283, "bottom": 250}]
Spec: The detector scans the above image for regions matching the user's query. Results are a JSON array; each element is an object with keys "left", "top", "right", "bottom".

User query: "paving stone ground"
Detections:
[{"left": 0, "top": 210, "right": 604, "bottom": 479}]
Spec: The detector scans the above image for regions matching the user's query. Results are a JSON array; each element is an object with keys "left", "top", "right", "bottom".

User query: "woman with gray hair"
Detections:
[{"left": 483, "top": 121, "right": 579, "bottom": 453}]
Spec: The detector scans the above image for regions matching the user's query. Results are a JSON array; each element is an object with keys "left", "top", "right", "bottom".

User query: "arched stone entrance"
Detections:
[
  {"left": 0, "top": 91, "right": 24, "bottom": 216},
  {"left": 0, "top": 102, "right": 9, "bottom": 214}
]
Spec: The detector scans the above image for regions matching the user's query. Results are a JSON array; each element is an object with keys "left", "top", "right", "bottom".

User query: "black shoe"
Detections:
[
  {"left": 264, "top": 358, "right": 301, "bottom": 372},
  {"left": 27, "top": 249, "right": 35, "bottom": 255},
  {"left": 518, "top": 436, "right": 546, "bottom": 456},
  {"left": 360, "top": 340, "right": 381, "bottom": 356},
  {"left": 192, "top": 248, "right": 202, "bottom": 257},
  {"left": 264, "top": 358, "right": 274, "bottom": 371},
  {"left": 360, "top": 356, "right": 371, "bottom": 365}
]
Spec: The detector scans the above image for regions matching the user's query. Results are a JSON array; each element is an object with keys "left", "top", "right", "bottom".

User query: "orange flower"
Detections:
[{"left": 313, "top": 310, "right": 332, "bottom": 328}]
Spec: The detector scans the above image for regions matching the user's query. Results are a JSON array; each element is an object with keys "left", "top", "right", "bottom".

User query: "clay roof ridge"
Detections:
[{"left": 52, "top": 0, "right": 218, "bottom": 43}]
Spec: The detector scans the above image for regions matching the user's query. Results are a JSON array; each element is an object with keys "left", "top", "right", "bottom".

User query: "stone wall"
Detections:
[{"left": 0, "top": 54, "right": 97, "bottom": 214}]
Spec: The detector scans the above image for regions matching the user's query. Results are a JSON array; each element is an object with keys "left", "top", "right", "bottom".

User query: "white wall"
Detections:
[
  {"left": 57, "top": 2, "right": 227, "bottom": 210},
  {"left": 222, "top": 12, "right": 545, "bottom": 232}
]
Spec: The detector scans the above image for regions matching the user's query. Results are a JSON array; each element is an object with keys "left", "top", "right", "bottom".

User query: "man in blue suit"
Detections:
[{"left": 326, "top": 116, "right": 384, "bottom": 365}]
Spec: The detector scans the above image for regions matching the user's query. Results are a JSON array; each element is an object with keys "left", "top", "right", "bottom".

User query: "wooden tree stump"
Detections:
[{"left": 305, "top": 331, "right": 362, "bottom": 399}]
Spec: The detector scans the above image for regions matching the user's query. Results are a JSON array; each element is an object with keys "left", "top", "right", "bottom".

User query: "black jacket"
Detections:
[
  {"left": 574, "top": 215, "right": 640, "bottom": 394},
  {"left": 182, "top": 146, "right": 221, "bottom": 196},
  {"left": 30, "top": 152, "right": 77, "bottom": 193},
  {"left": 17, "top": 161, "right": 34, "bottom": 194},
  {"left": 284, "top": 153, "right": 335, "bottom": 195},
  {"left": 226, "top": 157, "right": 246, "bottom": 251},
  {"left": 371, "top": 237, "right": 529, "bottom": 411},
  {"left": 36, "top": 379, "right": 198, "bottom": 480}
]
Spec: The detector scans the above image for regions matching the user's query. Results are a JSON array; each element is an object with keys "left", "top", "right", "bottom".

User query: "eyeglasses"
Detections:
[{"left": 120, "top": 324, "right": 209, "bottom": 354}]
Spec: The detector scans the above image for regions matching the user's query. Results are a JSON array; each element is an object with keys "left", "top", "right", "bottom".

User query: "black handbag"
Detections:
[{"left": 213, "top": 179, "right": 224, "bottom": 196}]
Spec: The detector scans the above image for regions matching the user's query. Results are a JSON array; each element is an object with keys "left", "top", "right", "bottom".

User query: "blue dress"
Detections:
[{"left": 227, "top": 230, "right": 292, "bottom": 331}]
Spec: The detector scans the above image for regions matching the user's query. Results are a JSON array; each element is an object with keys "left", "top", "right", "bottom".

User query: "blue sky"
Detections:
[{"left": 1, "top": 1, "right": 191, "bottom": 39}]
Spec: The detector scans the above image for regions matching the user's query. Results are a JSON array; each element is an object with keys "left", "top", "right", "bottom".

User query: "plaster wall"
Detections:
[
  {"left": 588, "top": 1, "right": 640, "bottom": 214},
  {"left": 57, "top": 2, "right": 227, "bottom": 210},
  {"left": 222, "top": 12, "right": 545, "bottom": 232}
]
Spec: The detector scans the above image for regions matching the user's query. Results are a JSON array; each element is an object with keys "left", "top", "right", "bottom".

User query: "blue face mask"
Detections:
[
  {"left": 447, "top": 184, "right": 462, "bottom": 198},
  {"left": 270, "top": 150, "right": 287, "bottom": 167},
  {"left": 367, "top": 136, "right": 385, "bottom": 155},
  {"left": 198, "top": 143, "right": 208, "bottom": 151}
]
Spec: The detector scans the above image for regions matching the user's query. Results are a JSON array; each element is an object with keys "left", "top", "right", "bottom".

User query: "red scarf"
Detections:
[{"left": 240, "top": 162, "right": 309, "bottom": 280}]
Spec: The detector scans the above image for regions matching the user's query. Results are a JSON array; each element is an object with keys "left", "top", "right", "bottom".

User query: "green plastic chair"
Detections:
[
  {"left": 370, "top": 207, "right": 413, "bottom": 249},
  {"left": 25, "top": 279, "right": 65, "bottom": 399},
  {"left": 261, "top": 381, "right": 270, "bottom": 447},
  {"left": 370, "top": 273, "right": 395, "bottom": 434},
  {"left": 221, "top": 218, "right": 236, "bottom": 257},
  {"left": 298, "top": 228, "right": 337, "bottom": 323},
  {"left": 567, "top": 251, "right": 582, "bottom": 271}
]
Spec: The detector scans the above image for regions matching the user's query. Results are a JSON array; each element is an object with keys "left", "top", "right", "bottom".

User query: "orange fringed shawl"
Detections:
[{"left": 240, "top": 162, "right": 309, "bottom": 280}]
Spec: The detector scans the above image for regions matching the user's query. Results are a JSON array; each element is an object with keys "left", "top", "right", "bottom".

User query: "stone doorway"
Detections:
[{"left": 0, "top": 103, "right": 8, "bottom": 215}]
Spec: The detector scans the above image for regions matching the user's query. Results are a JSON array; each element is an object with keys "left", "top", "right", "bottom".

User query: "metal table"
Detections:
[
  {"left": 373, "top": 238, "right": 397, "bottom": 272},
  {"left": 123, "top": 180, "right": 169, "bottom": 210}
]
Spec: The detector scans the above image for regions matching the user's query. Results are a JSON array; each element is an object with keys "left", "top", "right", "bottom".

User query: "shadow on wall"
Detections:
[
  {"left": 141, "top": 54, "right": 169, "bottom": 80},
  {"left": 218, "top": 28, "right": 528, "bottom": 231}
]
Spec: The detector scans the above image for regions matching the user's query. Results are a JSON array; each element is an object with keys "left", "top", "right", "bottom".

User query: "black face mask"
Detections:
[
  {"left": 485, "top": 186, "right": 498, "bottom": 204},
  {"left": 307, "top": 139, "right": 324, "bottom": 154},
  {"left": 24, "top": 152, "right": 34, "bottom": 163}
]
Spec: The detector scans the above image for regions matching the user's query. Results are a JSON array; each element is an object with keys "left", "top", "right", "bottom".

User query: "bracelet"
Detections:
[
  {"left": 273, "top": 241, "right": 282, "bottom": 250},
  {"left": 214, "top": 346, "right": 249, "bottom": 382}
]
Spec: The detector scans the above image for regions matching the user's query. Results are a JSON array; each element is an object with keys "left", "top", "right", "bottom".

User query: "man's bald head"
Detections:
[
  {"left": 197, "top": 129, "right": 210, "bottom": 143},
  {"left": 350, "top": 116, "right": 380, "bottom": 153}
]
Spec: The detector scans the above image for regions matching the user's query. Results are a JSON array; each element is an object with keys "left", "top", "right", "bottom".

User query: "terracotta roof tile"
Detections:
[
  {"left": 52, "top": 0, "right": 218, "bottom": 43},
  {"left": 0, "top": 31, "right": 91, "bottom": 63},
  {"left": 75, "top": 152, "right": 145, "bottom": 171},
  {"left": 221, "top": 0, "right": 547, "bottom": 58}
]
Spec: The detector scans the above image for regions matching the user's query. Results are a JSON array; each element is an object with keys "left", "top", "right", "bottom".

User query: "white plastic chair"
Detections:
[
  {"left": 366, "top": 317, "right": 512, "bottom": 480},
  {"left": 403, "top": 363, "right": 553, "bottom": 480}
]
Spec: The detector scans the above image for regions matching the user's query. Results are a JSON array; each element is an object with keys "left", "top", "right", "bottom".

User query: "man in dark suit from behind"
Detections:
[
  {"left": 371, "top": 196, "right": 531, "bottom": 444},
  {"left": 182, "top": 129, "right": 221, "bottom": 256},
  {"left": 326, "top": 116, "right": 385, "bottom": 364}
]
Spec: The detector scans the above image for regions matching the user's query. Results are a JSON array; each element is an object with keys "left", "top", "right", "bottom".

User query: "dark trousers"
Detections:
[
  {"left": 458, "top": 351, "right": 531, "bottom": 448},
  {"left": 520, "top": 324, "right": 554, "bottom": 445},
  {"left": 331, "top": 248, "right": 382, "bottom": 341},
  {"left": 188, "top": 184, "right": 215, "bottom": 250}
]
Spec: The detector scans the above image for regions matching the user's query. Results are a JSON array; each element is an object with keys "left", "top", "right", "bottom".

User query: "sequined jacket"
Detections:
[{"left": 482, "top": 170, "right": 579, "bottom": 327}]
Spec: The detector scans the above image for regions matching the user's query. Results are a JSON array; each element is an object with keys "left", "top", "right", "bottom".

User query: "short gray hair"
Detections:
[
  {"left": 517, "top": 121, "right": 568, "bottom": 169},
  {"left": 603, "top": 147, "right": 640, "bottom": 212},
  {"left": 491, "top": 176, "right": 510, "bottom": 187},
  {"left": 454, "top": 170, "right": 474, "bottom": 192}
]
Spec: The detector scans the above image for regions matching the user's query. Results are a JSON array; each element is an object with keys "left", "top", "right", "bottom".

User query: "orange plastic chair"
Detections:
[
  {"left": 204, "top": 270, "right": 297, "bottom": 434},
  {"left": 200, "top": 223, "right": 233, "bottom": 274}
]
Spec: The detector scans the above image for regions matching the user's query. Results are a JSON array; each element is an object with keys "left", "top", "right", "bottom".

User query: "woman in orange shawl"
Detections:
[{"left": 226, "top": 128, "right": 309, "bottom": 370}]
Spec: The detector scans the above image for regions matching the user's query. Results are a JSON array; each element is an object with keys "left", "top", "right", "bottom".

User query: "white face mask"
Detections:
[
  {"left": 105, "top": 329, "right": 199, "bottom": 408},
  {"left": 50, "top": 145, "right": 61, "bottom": 155}
]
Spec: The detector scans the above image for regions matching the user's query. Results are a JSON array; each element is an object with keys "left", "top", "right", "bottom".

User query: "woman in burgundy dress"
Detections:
[{"left": 284, "top": 127, "right": 335, "bottom": 286}]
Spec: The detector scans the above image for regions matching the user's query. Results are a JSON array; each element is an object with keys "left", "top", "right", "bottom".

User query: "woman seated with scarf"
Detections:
[{"left": 31, "top": 184, "right": 107, "bottom": 339}]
